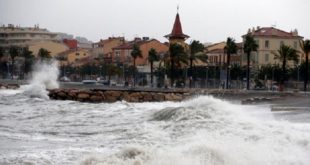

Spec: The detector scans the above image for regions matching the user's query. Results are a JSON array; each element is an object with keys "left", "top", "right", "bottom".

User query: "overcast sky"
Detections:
[{"left": 0, "top": 0, "right": 309, "bottom": 43}]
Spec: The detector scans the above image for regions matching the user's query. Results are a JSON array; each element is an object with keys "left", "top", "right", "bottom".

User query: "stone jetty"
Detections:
[
  {"left": 0, "top": 83, "right": 20, "bottom": 90},
  {"left": 48, "top": 88, "right": 191, "bottom": 103}
]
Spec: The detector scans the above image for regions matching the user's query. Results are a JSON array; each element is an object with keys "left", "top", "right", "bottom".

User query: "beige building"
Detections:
[
  {"left": 92, "top": 37, "right": 125, "bottom": 58},
  {"left": 57, "top": 48, "right": 91, "bottom": 65},
  {"left": 112, "top": 38, "right": 168, "bottom": 67},
  {"left": 242, "top": 27, "right": 303, "bottom": 67},
  {"left": 206, "top": 42, "right": 242, "bottom": 67},
  {"left": 28, "top": 41, "right": 69, "bottom": 57},
  {"left": 0, "top": 24, "right": 58, "bottom": 47}
]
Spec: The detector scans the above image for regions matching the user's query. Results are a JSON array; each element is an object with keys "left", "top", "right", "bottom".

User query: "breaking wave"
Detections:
[{"left": 21, "top": 60, "right": 59, "bottom": 99}]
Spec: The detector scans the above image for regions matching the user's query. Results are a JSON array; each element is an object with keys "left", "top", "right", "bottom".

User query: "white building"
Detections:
[{"left": 0, "top": 24, "right": 58, "bottom": 47}]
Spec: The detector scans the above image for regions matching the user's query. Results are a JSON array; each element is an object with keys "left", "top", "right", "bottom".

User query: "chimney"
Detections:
[
  {"left": 247, "top": 28, "right": 251, "bottom": 34},
  {"left": 142, "top": 37, "right": 149, "bottom": 41},
  {"left": 134, "top": 37, "right": 141, "bottom": 42},
  {"left": 292, "top": 29, "right": 298, "bottom": 36},
  {"left": 251, "top": 27, "right": 255, "bottom": 34},
  {"left": 257, "top": 26, "right": 260, "bottom": 30}
]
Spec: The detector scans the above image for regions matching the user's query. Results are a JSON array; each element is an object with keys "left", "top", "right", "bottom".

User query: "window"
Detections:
[
  {"left": 115, "top": 50, "right": 120, "bottom": 57},
  {"left": 265, "top": 40, "right": 269, "bottom": 48},
  {"left": 265, "top": 54, "right": 269, "bottom": 62},
  {"left": 294, "top": 41, "right": 297, "bottom": 49},
  {"left": 255, "top": 40, "right": 260, "bottom": 48},
  {"left": 76, "top": 53, "right": 79, "bottom": 56}
]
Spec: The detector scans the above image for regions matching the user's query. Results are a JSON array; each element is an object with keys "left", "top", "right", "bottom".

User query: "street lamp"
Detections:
[
  {"left": 100, "top": 65, "right": 102, "bottom": 78},
  {"left": 205, "top": 66, "right": 209, "bottom": 88}
]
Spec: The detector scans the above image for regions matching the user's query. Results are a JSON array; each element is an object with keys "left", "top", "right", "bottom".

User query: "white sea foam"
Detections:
[
  {"left": 21, "top": 60, "right": 59, "bottom": 99},
  {"left": 1, "top": 91, "right": 310, "bottom": 165}
]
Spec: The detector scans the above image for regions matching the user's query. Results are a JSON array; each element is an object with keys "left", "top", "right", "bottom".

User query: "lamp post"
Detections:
[
  {"left": 297, "top": 64, "right": 300, "bottom": 82},
  {"left": 226, "top": 65, "right": 231, "bottom": 89},
  {"left": 100, "top": 65, "right": 102, "bottom": 78},
  {"left": 206, "top": 66, "right": 209, "bottom": 88},
  {"left": 297, "top": 64, "right": 300, "bottom": 90},
  {"left": 272, "top": 66, "right": 274, "bottom": 91}
]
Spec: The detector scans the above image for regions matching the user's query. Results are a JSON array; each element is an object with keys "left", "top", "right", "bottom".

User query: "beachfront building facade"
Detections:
[
  {"left": 92, "top": 37, "right": 125, "bottom": 62},
  {"left": 57, "top": 48, "right": 91, "bottom": 65},
  {"left": 242, "top": 27, "right": 303, "bottom": 67},
  {"left": 0, "top": 24, "right": 58, "bottom": 48},
  {"left": 206, "top": 42, "right": 242, "bottom": 67},
  {"left": 28, "top": 41, "right": 69, "bottom": 58},
  {"left": 112, "top": 38, "right": 168, "bottom": 67}
]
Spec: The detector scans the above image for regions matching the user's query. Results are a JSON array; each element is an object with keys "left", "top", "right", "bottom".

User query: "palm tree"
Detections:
[
  {"left": 272, "top": 44, "right": 299, "bottom": 89},
  {"left": 189, "top": 40, "right": 206, "bottom": 88},
  {"left": 9, "top": 46, "right": 20, "bottom": 79},
  {"left": 169, "top": 43, "right": 187, "bottom": 87},
  {"left": 131, "top": 44, "right": 142, "bottom": 86},
  {"left": 0, "top": 47, "right": 5, "bottom": 78},
  {"left": 21, "top": 47, "right": 34, "bottom": 78},
  {"left": 224, "top": 37, "right": 237, "bottom": 89},
  {"left": 300, "top": 39, "right": 310, "bottom": 91},
  {"left": 38, "top": 48, "right": 51, "bottom": 60},
  {"left": 55, "top": 55, "right": 68, "bottom": 77},
  {"left": 148, "top": 48, "right": 159, "bottom": 87},
  {"left": 243, "top": 34, "right": 258, "bottom": 90},
  {"left": 0, "top": 47, "right": 4, "bottom": 60}
]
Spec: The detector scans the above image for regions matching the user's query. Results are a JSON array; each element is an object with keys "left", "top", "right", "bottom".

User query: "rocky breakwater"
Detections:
[
  {"left": 0, "top": 83, "right": 20, "bottom": 90},
  {"left": 48, "top": 89, "right": 190, "bottom": 103}
]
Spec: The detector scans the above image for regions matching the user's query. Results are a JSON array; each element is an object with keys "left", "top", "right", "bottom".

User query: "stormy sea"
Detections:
[{"left": 0, "top": 61, "right": 310, "bottom": 165}]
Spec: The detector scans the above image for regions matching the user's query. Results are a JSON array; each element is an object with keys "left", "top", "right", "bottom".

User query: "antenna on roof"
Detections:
[{"left": 177, "top": 4, "right": 179, "bottom": 13}]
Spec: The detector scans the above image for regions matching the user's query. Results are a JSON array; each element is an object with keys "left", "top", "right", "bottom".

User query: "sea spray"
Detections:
[{"left": 22, "top": 60, "right": 60, "bottom": 99}]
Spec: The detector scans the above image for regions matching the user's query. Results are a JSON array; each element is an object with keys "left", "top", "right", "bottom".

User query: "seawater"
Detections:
[{"left": 0, "top": 62, "right": 310, "bottom": 165}]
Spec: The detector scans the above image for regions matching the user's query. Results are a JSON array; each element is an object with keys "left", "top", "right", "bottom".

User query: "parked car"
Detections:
[
  {"left": 98, "top": 80, "right": 110, "bottom": 85},
  {"left": 60, "top": 76, "right": 71, "bottom": 82},
  {"left": 82, "top": 80, "right": 97, "bottom": 84}
]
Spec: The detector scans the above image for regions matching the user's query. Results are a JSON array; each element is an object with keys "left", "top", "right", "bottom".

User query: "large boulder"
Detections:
[
  {"left": 77, "top": 93, "right": 90, "bottom": 100},
  {"left": 129, "top": 92, "right": 142, "bottom": 102},
  {"left": 141, "top": 92, "right": 153, "bottom": 102},
  {"left": 57, "top": 91, "right": 67, "bottom": 99},
  {"left": 122, "top": 92, "right": 131, "bottom": 102},
  {"left": 90, "top": 95, "right": 103, "bottom": 102},
  {"left": 104, "top": 91, "right": 122, "bottom": 98},
  {"left": 153, "top": 93, "right": 165, "bottom": 102}
]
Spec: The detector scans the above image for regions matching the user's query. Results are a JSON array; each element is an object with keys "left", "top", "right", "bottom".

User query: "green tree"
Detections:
[
  {"left": 107, "top": 64, "right": 121, "bottom": 81},
  {"left": 189, "top": 40, "right": 206, "bottom": 88},
  {"left": 38, "top": 48, "right": 51, "bottom": 60},
  {"left": 224, "top": 37, "right": 237, "bottom": 89},
  {"left": 169, "top": 43, "right": 187, "bottom": 87},
  {"left": 148, "top": 48, "right": 159, "bottom": 87},
  {"left": 55, "top": 55, "right": 68, "bottom": 77},
  {"left": 9, "top": 46, "right": 20, "bottom": 79},
  {"left": 0, "top": 47, "right": 6, "bottom": 78},
  {"left": 243, "top": 34, "right": 258, "bottom": 90},
  {"left": 300, "top": 39, "right": 310, "bottom": 91},
  {"left": 131, "top": 44, "right": 142, "bottom": 86},
  {"left": 272, "top": 44, "right": 299, "bottom": 87},
  {"left": 0, "top": 47, "right": 4, "bottom": 59},
  {"left": 21, "top": 47, "right": 35, "bottom": 78}
]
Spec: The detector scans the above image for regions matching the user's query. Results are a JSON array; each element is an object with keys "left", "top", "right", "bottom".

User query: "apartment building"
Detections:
[
  {"left": 242, "top": 27, "right": 303, "bottom": 67},
  {"left": 0, "top": 24, "right": 58, "bottom": 47},
  {"left": 92, "top": 37, "right": 125, "bottom": 61}
]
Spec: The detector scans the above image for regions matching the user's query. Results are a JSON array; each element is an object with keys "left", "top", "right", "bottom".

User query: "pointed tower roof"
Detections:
[{"left": 164, "top": 13, "right": 189, "bottom": 40}]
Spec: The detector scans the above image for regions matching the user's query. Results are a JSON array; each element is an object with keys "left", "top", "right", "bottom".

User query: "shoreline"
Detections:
[{"left": 1, "top": 82, "right": 309, "bottom": 107}]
